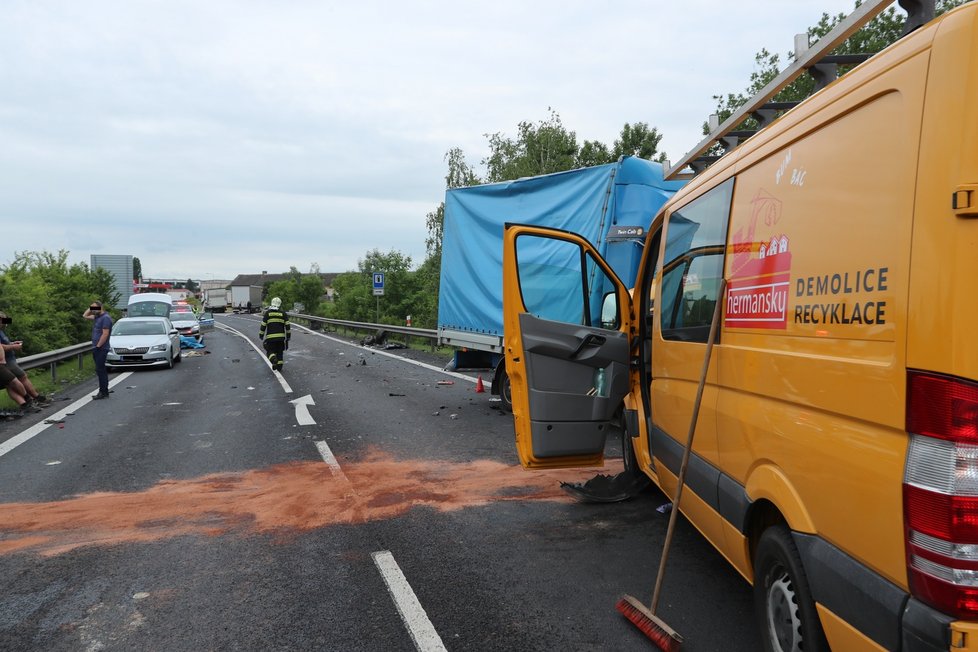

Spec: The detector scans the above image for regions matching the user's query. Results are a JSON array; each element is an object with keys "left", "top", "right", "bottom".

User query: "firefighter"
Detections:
[{"left": 259, "top": 297, "right": 290, "bottom": 371}]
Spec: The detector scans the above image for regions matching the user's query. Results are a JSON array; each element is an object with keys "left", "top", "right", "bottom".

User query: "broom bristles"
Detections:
[{"left": 615, "top": 594, "right": 683, "bottom": 652}]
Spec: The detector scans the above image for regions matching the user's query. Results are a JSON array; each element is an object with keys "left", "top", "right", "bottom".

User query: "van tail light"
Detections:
[{"left": 905, "top": 371, "right": 978, "bottom": 619}]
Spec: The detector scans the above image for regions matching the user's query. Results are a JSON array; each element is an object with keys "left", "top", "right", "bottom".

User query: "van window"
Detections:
[
  {"left": 660, "top": 178, "right": 734, "bottom": 342},
  {"left": 514, "top": 234, "right": 618, "bottom": 329}
]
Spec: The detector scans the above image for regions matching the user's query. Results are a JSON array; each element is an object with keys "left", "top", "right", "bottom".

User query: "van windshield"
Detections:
[{"left": 128, "top": 301, "right": 171, "bottom": 318}]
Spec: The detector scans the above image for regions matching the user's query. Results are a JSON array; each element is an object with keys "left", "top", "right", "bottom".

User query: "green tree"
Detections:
[
  {"left": 133, "top": 257, "right": 142, "bottom": 281},
  {"left": 483, "top": 108, "right": 579, "bottom": 183},
  {"left": 576, "top": 139, "right": 613, "bottom": 168},
  {"left": 0, "top": 250, "right": 119, "bottom": 354},
  {"left": 611, "top": 122, "right": 665, "bottom": 161},
  {"left": 296, "top": 274, "right": 324, "bottom": 314},
  {"left": 710, "top": 1, "right": 968, "bottom": 134},
  {"left": 332, "top": 249, "right": 417, "bottom": 324}
]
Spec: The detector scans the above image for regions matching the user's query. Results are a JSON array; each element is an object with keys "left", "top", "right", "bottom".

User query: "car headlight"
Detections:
[{"left": 150, "top": 344, "right": 168, "bottom": 352}]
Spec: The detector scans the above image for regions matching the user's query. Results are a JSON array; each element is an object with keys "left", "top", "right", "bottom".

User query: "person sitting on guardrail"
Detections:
[
  {"left": 259, "top": 297, "right": 290, "bottom": 372},
  {"left": 0, "top": 311, "right": 48, "bottom": 411}
]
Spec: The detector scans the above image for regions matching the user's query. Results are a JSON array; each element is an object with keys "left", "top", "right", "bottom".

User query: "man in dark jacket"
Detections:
[{"left": 259, "top": 297, "right": 290, "bottom": 371}]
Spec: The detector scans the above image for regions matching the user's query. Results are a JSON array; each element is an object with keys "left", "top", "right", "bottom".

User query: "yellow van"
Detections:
[{"left": 502, "top": 4, "right": 978, "bottom": 650}]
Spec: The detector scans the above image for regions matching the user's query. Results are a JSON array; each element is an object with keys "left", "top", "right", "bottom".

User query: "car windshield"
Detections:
[
  {"left": 114, "top": 321, "right": 166, "bottom": 336},
  {"left": 128, "top": 301, "right": 171, "bottom": 317}
]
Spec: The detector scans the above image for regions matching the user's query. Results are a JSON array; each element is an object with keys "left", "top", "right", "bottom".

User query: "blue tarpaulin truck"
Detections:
[{"left": 437, "top": 156, "right": 685, "bottom": 409}]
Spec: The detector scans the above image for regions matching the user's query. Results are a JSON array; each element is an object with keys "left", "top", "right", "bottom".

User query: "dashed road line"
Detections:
[
  {"left": 314, "top": 440, "right": 349, "bottom": 483},
  {"left": 372, "top": 550, "right": 448, "bottom": 652}
]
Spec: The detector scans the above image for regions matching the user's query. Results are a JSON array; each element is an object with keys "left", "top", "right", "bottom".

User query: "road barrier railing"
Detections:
[
  {"left": 18, "top": 342, "right": 91, "bottom": 382},
  {"left": 15, "top": 315, "right": 442, "bottom": 384}
]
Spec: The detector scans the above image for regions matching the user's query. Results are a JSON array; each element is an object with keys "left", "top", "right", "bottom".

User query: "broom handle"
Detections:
[{"left": 650, "top": 278, "right": 726, "bottom": 614}]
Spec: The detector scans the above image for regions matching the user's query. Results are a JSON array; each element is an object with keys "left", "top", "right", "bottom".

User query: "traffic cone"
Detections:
[{"left": 475, "top": 375, "right": 485, "bottom": 393}]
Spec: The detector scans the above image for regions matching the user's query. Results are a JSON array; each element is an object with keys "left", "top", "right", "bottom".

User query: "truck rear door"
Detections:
[{"left": 502, "top": 224, "right": 633, "bottom": 469}]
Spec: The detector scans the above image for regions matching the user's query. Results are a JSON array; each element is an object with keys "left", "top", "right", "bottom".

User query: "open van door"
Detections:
[{"left": 502, "top": 224, "right": 633, "bottom": 469}]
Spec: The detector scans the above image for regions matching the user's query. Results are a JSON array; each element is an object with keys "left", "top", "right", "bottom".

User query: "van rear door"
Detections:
[{"left": 502, "top": 224, "right": 633, "bottom": 469}]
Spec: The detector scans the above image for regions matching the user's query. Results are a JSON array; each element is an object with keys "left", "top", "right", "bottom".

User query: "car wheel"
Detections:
[
  {"left": 166, "top": 349, "right": 174, "bottom": 369},
  {"left": 754, "top": 525, "right": 828, "bottom": 652},
  {"left": 175, "top": 350, "right": 182, "bottom": 363}
]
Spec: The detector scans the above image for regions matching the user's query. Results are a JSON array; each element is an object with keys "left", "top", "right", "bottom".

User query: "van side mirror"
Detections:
[{"left": 600, "top": 292, "right": 619, "bottom": 329}]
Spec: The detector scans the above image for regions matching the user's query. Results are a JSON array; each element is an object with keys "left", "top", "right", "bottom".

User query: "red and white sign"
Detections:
[{"left": 726, "top": 275, "right": 790, "bottom": 329}]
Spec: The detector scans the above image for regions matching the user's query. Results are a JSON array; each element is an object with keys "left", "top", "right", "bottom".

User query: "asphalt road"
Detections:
[{"left": 0, "top": 314, "right": 761, "bottom": 651}]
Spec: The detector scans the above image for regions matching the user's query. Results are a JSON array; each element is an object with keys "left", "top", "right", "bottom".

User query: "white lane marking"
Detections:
[
  {"left": 314, "top": 440, "right": 349, "bottom": 483},
  {"left": 217, "top": 322, "right": 292, "bottom": 394},
  {"left": 290, "top": 394, "right": 316, "bottom": 426},
  {"left": 0, "top": 372, "right": 134, "bottom": 458},
  {"left": 372, "top": 550, "right": 448, "bottom": 652},
  {"left": 292, "top": 324, "right": 492, "bottom": 389}
]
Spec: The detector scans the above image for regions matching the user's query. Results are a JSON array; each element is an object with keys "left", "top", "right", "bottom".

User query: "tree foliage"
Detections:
[
  {"left": 710, "top": 0, "right": 968, "bottom": 133},
  {"left": 331, "top": 249, "right": 419, "bottom": 325},
  {"left": 265, "top": 266, "right": 325, "bottom": 314},
  {"left": 0, "top": 250, "right": 120, "bottom": 354}
]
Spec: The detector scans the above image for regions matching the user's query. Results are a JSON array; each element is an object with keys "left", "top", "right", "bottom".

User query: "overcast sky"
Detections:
[{"left": 1, "top": 0, "right": 865, "bottom": 281}]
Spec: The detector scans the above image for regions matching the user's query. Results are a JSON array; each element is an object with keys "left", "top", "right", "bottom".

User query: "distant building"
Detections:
[{"left": 90, "top": 254, "right": 134, "bottom": 309}]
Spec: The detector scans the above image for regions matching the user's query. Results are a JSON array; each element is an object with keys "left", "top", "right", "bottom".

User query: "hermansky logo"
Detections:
[{"left": 726, "top": 190, "right": 792, "bottom": 330}]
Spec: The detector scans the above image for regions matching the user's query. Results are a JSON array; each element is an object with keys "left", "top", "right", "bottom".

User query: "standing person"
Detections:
[
  {"left": 258, "top": 297, "right": 290, "bottom": 371},
  {"left": 83, "top": 301, "right": 113, "bottom": 399},
  {"left": 0, "top": 311, "right": 49, "bottom": 408}
]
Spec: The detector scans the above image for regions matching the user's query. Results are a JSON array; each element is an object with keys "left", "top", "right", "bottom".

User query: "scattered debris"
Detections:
[
  {"left": 360, "top": 330, "right": 388, "bottom": 346},
  {"left": 388, "top": 393, "right": 405, "bottom": 397},
  {"left": 43, "top": 419, "right": 66, "bottom": 425},
  {"left": 560, "top": 471, "right": 652, "bottom": 503},
  {"left": 656, "top": 502, "right": 673, "bottom": 514},
  {"left": 450, "top": 414, "right": 459, "bottom": 420},
  {"left": 437, "top": 380, "right": 454, "bottom": 386}
]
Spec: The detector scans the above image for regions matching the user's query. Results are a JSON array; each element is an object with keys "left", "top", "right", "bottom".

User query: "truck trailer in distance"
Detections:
[{"left": 230, "top": 285, "right": 263, "bottom": 313}]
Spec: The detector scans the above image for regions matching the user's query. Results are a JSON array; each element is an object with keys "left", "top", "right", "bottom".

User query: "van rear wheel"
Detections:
[{"left": 754, "top": 525, "right": 827, "bottom": 652}]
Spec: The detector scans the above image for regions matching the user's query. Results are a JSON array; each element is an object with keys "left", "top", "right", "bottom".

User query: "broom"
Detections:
[{"left": 616, "top": 278, "right": 726, "bottom": 651}]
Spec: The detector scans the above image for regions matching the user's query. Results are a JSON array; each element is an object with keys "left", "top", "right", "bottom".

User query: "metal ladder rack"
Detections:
[{"left": 663, "top": 0, "right": 936, "bottom": 181}]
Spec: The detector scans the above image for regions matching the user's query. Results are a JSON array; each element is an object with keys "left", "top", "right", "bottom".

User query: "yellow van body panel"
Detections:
[
  {"left": 707, "top": 25, "right": 932, "bottom": 589},
  {"left": 908, "top": 6, "right": 978, "bottom": 380},
  {"left": 816, "top": 604, "right": 888, "bottom": 652},
  {"left": 950, "top": 621, "right": 978, "bottom": 652}
]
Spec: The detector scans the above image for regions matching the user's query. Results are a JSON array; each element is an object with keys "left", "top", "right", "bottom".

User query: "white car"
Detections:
[
  {"left": 106, "top": 317, "right": 181, "bottom": 370},
  {"left": 169, "top": 311, "right": 202, "bottom": 342}
]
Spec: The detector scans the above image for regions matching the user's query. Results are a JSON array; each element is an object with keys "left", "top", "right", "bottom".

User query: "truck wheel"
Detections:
[
  {"left": 499, "top": 372, "right": 513, "bottom": 413},
  {"left": 753, "top": 525, "right": 828, "bottom": 652}
]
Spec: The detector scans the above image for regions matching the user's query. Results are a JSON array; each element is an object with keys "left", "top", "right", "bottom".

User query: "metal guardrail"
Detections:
[
  {"left": 289, "top": 313, "right": 439, "bottom": 350},
  {"left": 14, "top": 314, "right": 442, "bottom": 383},
  {"left": 18, "top": 342, "right": 92, "bottom": 381}
]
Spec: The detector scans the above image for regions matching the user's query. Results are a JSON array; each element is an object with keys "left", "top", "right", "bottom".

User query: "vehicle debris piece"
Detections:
[{"left": 560, "top": 471, "right": 650, "bottom": 503}]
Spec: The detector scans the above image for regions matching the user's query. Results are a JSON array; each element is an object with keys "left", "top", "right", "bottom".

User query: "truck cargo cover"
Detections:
[{"left": 439, "top": 157, "right": 684, "bottom": 337}]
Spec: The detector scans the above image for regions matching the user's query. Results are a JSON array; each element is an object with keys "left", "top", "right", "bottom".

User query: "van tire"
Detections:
[{"left": 754, "top": 525, "right": 828, "bottom": 652}]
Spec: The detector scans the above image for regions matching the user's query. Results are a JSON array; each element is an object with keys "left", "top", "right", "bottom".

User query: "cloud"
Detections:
[{"left": 0, "top": 0, "right": 859, "bottom": 279}]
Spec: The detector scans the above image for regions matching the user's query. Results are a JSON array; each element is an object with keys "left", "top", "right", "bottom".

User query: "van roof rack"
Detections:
[{"left": 663, "top": 0, "right": 935, "bottom": 180}]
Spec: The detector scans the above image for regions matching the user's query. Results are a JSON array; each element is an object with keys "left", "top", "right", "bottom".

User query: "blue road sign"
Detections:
[{"left": 373, "top": 272, "right": 385, "bottom": 296}]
